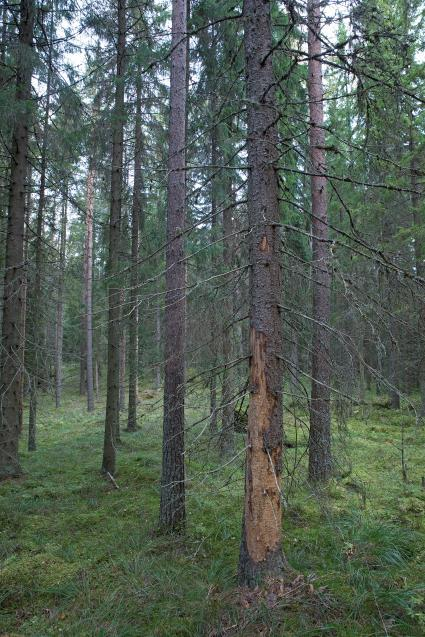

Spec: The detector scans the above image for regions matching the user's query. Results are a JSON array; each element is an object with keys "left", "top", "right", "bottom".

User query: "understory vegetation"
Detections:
[{"left": 1, "top": 376, "right": 424, "bottom": 637}]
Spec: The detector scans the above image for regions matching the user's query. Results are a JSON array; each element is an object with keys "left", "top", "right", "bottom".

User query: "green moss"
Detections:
[{"left": 0, "top": 386, "right": 424, "bottom": 636}]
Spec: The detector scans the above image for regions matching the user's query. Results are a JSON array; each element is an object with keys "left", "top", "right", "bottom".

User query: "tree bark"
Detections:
[
  {"left": 28, "top": 27, "right": 53, "bottom": 451},
  {"left": 119, "top": 306, "right": 126, "bottom": 415},
  {"left": 101, "top": 0, "right": 126, "bottom": 475},
  {"left": 307, "top": 0, "right": 332, "bottom": 483},
  {"left": 220, "top": 182, "right": 235, "bottom": 456},
  {"left": 55, "top": 191, "right": 67, "bottom": 408},
  {"left": 238, "top": 0, "right": 285, "bottom": 586},
  {"left": 155, "top": 297, "right": 161, "bottom": 390},
  {"left": 410, "top": 122, "right": 425, "bottom": 418},
  {"left": 159, "top": 0, "right": 187, "bottom": 530},
  {"left": 127, "top": 71, "right": 143, "bottom": 431},
  {"left": 0, "top": 0, "right": 35, "bottom": 478},
  {"left": 85, "top": 161, "right": 95, "bottom": 412},
  {"left": 209, "top": 90, "right": 220, "bottom": 437}
]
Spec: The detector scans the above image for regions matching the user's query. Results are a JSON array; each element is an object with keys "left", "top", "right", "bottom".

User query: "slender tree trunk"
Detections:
[
  {"left": 410, "top": 123, "right": 425, "bottom": 418},
  {"left": 155, "top": 298, "right": 161, "bottom": 390},
  {"left": 209, "top": 93, "right": 219, "bottom": 436},
  {"left": 1, "top": 0, "right": 7, "bottom": 63},
  {"left": 0, "top": 0, "right": 8, "bottom": 86},
  {"left": 0, "top": 0, "right": 35, "bottom": 478},
  {"left": 307, "top": 0, "right": 332, "bottom": 483},
  {"left": 220, "top": 182, "right": 235, "bottom": 455},
  {"left": 127, "top": 72, "right": 143, "bottom": 431},
  {"left": 85, "top": 161, "right": 95, "bottom": 412},
  {"left": 209, "top": 373, "right": 217, "bottom": 432},
  {"left": 101, "top": 0, "right": 126, "bottom": 475},
  {"left": 28, "top": 32, "right": 53, "bottom": 451},
  {"left": 159, "top": 0, "right": 187, "bottom": 530},
  {"left": 79, "top": 312, "right": 86, "bottom": 395},
  {"left": 119, "top": 311, "right": 126, "bottom": 414},
  {"left": 238, "top": 0, "right": 285, "bottom": 586},
  {"left": 55, "top": 191, "right": 67, "bottom": 408},
  {"left": 95, "top": 357, "right": 99, "bottom": 400},
  {"left": 289, "top": 328, "right": 299, "bottom": 394},
  {"left": 20, "top": 166, "right": 32, "bottom": 433}
]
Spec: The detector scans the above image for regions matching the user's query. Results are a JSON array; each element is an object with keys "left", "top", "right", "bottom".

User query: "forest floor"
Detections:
[{"left": 0, "top": 380, "right": 425, "bottom": 636}]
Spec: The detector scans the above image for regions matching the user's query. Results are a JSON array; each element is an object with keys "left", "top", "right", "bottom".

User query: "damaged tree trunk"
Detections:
[{"left": 238, "top": 0, "right": 286, "bottom": 586}]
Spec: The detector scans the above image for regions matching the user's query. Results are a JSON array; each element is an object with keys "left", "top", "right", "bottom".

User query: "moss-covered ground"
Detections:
[{"left": 0, "top": 382, "right": 424, "bottom": 636}]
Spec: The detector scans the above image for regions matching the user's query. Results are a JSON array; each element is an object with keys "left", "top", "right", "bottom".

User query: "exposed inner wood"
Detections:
[{"left": 245, "top": 327, "right": 281, "bottom": 563}]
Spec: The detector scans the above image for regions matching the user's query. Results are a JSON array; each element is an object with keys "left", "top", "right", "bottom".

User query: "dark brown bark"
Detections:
[
  {"left": 28, "top": 31, "right": 53, "bottom": 452},
  {"left": 159, "top": 0, "right": 187, "bottom": 530},
  {"left": 0, "top": 0, "right": 35, "bottom": 478},
  {"left": 307, "top": 0, "right": 332, "bottom": 483},
  {"left": 238, "top": 0, "right": 285, "bottom": 586},
  {"left": 102, "top": 0, "right": 126, "bottom": 475},
  {"left": 20, "top": 166, "right": 32, "bottom": 434},
  {"left": 55, "top": 191, "right": 67, "bottom": 408},
  {"left": 209, "top": 88, "right": 220, "bottom": 436},
  {"left": 127, "top": 72, "right": 143, "bottom": 431},
  {"left": 119, "top": 306, "right": 126, "bottom": 415},
  {"left": 85, "top": 161, "right": 95, "bottom": 412}
]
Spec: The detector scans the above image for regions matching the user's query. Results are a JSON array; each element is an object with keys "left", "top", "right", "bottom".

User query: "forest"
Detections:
[{"left": 0, "top": 0, "right": 424, "bottom": 635}]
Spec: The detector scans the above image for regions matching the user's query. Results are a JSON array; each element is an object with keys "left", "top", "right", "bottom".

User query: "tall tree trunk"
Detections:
[
  {"left": 209, "top": 91, "right": 219, "bottom": 436},
  {"left": 220, "top": 182, "right": 235, "bottom": 455},
  {"left": 20, "top": 165, "right": 32, "bottom": 433},
  {"left": 95, "top": 357, "right": 100, "bottom": 400},
  {"left": 410, "top": 122, "right": 425, "bottom": 418},
  {"left": 0, "top": 0, "right": 35, "bottom": 478},
  {"left": 127, "top": 71, "right": 143, "bottom": 431},
  {"left": 155, "top": 298, "right": 161, "bottom": 390},
  {"left": 55, "top": 191, "right": 67, "bottom": 408},
  {"left": 238, "top": 0, "right": 285, "bottom": 586},
  {"left": 159, "top": 0, "right": 187, "bottom": 530},
  {"left": 101, "top": 0, "right": 126, "bottom": 475},
  {"left": 28, "top": 8, "right": 54, "bottom": 450},
  {"left": 79, "top": 311, "right": 86, "bottom": 395},
  {"left": 119, "top": 304, "right": 126, "bottom": 415},
  {"left": 85, "top": 160, "right": 95, "bottom": 412},
  {"left": 307, "top": 0, "right": 332, "bottom": 483}
]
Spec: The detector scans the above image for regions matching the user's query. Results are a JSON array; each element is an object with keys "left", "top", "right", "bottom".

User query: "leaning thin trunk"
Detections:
[
  {"left": 307, "top": 0, "right": 332, "bottom": 483},
  {"left": 238, "top": 0, "right": 285, "bottom": 586},
  {"left": 0, "top": 0, "right": 35, "bottom": 478},
  {"left": 55, "top": 191, "right": 67, "bottom": 408},
  {"left": 159, "top": 0, "right": 187, "bottom": 530},
  {"left": 101, "top": 0, "right": 126, "bottom": 475}
]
